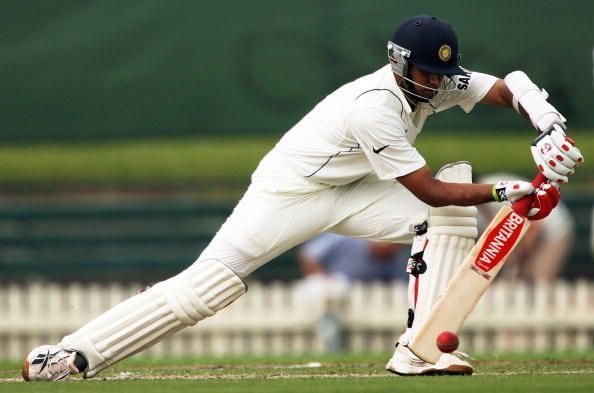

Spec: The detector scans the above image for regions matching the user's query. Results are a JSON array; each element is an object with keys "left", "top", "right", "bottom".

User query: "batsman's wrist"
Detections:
[{"left": 492, "top": 184, "right": 502, "bottom": 202}]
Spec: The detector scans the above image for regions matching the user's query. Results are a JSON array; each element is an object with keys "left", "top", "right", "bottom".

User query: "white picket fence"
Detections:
[{"left": 1, "top": 280, "right": 593, "bottom": 360}]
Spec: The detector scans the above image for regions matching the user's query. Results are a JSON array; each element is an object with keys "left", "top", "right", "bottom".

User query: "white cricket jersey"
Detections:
[{"left": 253, "top": 64, "right": 497, "bottom": 192}]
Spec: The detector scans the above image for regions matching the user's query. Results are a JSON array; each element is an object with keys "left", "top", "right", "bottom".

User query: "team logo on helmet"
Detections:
[{"left": 438, "top": 44, "right": 452, "bottom": 62}]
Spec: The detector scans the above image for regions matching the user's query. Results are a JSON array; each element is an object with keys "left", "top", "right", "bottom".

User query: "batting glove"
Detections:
[
  {"left": 531, "top": 125, "right": 584, "bottom": 184},
  {"left": 527, "top": 182, "right": 560, "bottom": 221},
  {"left": 492, "top": 180, "right": 535, "bottom": 203}
]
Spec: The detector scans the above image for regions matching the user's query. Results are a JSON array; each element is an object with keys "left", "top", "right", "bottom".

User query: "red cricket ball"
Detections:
[{"left": 436, "top": 331, "right": 459, "bottom": 353}]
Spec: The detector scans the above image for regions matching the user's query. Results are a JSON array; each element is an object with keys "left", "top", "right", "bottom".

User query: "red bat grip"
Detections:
[{"left": 511, "top": 173, "right": 547, "bottom": 217}]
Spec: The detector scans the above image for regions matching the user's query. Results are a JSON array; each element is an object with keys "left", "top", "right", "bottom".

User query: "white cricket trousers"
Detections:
[
  {"left": 197, "top": 153, "right": 428, "bottom": 278},
  {"left": 54, "top": 152, "right": 429, "bottom": 377}
]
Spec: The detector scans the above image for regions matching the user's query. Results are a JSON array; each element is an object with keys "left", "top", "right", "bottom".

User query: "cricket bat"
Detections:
[{"left": 408, "top": 173, "right": 546, "bottom": 363}]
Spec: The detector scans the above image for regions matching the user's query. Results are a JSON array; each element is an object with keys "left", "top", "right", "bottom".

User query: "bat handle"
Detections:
[{"left": 512, "top": 173, "right": 547, "bottom": 217}]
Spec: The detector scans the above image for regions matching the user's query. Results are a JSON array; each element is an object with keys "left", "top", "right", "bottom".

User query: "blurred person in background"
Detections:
[
  {"left": 478, "top": 174, "right": 575, "bottom": 283},
  {"left": 295, "top": 233, "right": 409, "bottom": 350},
  {"left": 22, "top": 15, "right": 582, "bottom": 381},
  {"left": 298, "top": 233, "right": 409, "bottom": 284}
]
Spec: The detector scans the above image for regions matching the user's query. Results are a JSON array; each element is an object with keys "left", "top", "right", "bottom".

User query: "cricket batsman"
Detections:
[{"left": 23, "top": 15, "right": 583, "bottom": 380}]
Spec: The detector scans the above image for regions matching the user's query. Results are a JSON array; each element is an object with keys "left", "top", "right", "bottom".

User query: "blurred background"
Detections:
[{"left": 0, "top": 1, "right": 593, "bottom": 359}]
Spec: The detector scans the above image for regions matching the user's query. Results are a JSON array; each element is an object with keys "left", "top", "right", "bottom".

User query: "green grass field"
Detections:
[
  {"left": 0, "top": 130, "right": 591, "bottom": 194},
  {"left": 1, "top": 353, "right": 594, "bottom": 392}
]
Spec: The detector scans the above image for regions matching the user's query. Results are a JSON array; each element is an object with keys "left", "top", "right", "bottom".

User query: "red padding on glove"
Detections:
[{"left": 528, "top": 183, "right": 560, "bottom": 221}]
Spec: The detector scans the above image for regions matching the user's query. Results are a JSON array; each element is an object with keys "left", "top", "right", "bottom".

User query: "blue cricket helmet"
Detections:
[{"left": 389, "top": 15, "right": 464, "bottom": 77}]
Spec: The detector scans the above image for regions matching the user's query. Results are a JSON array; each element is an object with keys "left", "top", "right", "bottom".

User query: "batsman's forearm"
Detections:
[
  {"left": 481, "top": 79, "right": 531, "bottom": 124},
  {"left": 398, "top": 166, "right": 496, "bottom": 207},
  {"left": 419, "top": 181, "right": 494, "bottom": 207}
]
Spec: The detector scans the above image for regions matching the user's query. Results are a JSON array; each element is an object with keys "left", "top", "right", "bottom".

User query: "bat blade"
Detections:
[{"left": 408, "top": 205, "right": 531, "bottom": 363}]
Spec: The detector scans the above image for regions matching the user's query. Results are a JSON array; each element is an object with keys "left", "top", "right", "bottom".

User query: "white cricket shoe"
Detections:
[
  {"left": 386, "top": 345, "right": 474, "bottom": 376},
  {"left": 385, "top": 344, "right": 437, "bottom": 376},
  {"left": 435, "top": 352, "right": 474, "bottom": 375},
  {"left": 22, "top": 345, "right": 84, "bottom": 381}
]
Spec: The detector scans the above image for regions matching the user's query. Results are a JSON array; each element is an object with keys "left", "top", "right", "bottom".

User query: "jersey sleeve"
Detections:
[
  {"left": 441, "top": 71, "right": 499, "bottom": 113},
  {"left": 346, "top": 102, "right": 426, "bottom": 180}
]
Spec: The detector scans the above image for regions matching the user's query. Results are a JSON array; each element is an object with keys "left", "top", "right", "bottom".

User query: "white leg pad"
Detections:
[
  {"left": 59, "top": 259, "right": 246, "bottom": 378},
  {"left": 409, "top": 162, "right": 478, "bottom": 339}
]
